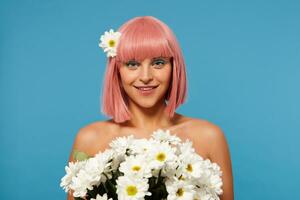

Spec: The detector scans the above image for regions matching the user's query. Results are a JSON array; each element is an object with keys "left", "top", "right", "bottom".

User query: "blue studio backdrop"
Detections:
[{"left": 1, "top": 1, "right": 299, "bottom": 199}]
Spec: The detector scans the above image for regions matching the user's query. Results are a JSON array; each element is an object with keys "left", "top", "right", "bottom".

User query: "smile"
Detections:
[{"left": 134, "top": 85, "right": 159, "bottom": 95}]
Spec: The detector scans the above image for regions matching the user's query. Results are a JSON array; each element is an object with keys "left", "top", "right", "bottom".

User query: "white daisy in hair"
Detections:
[
  {"left": 60, "top": 160, "right": 87, "bottom": 192},
  {"left": 152, "top": 129, "right": 181, "bottom": 145},
  {"left": 116, "top": 176, "right": 152, "bottom": 200},
  {"left": 165, "top": 176, "right": 196, "bottom": 200},
  {"left": 91, "top": 193, "right": 113, "bottom": 200},
  {"left": 119, "top": 154, "right": 152, "bottom": 179},
  {"left": 99, "top": 28, "right": 121, "bottom": 57}
]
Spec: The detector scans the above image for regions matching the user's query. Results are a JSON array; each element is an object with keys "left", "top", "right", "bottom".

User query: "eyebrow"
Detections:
[{"left": 124, "top": 57, "right": 169, "bottom": 63}]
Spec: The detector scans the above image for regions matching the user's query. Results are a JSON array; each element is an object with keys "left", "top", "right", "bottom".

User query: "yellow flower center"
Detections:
[
  {"left": 126, "top": 185, "right": 138, "bottom": 196},
  {"left": 132, "top": 165, "right": 141, "bottom": 171},
  {"left": 186, "top": 163, "right": 193, "bottom": 172},
  {"left": 179, "top": 175, "right": 185, "bottom": 180},
  {"left": 108, "top": 40, "right": 116, "bottom": 47},
  {"left": 156, "top": 152, "right": 166, "bottom": 162},
  {"left": 176, "top": 188, "right": 184, "bottom": 196}
]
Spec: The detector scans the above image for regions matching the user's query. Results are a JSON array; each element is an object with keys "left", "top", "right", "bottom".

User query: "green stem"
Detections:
[
  {"left": 156, "top": 169, "right": 162, "bottom": 184},
  {"left": 102, "top": 182, "right": 109, "bottom": 194}
]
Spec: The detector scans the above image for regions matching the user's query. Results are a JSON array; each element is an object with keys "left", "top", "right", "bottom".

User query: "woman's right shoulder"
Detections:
[
  {"left": 76, "top": 119, "right": 116, "bottom": 140},
  {"left": 69, "top": 119, "right": 119, "bottom": 161}
]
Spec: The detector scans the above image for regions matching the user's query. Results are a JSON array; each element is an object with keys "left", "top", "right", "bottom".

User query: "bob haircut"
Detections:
[{"left": 101, "top": 16, "right": 187, "bottom": 123}]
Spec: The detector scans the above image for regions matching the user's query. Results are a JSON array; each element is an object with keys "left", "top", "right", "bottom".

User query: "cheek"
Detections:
[
  {"left": 119, "top": 69, "right": 137, "bottom": 85},
  {"left": 156, "top": 66, "right": 172, "bottom": 84}
]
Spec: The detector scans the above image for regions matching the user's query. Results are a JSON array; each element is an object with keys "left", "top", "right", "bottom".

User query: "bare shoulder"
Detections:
[
  {"left": 181, "top": 117, "right": 227, "bottom": 160},
  {"left": 189, "top": 118, "right": 225, "bottom": 142},
  {"left": 185, "top": 117, "right": 234, "bottom": 199},
  {"left": 68, "top": 119, "right": 118, "bottom": 162},
  {"left": 188, "top": 119, "right": 234, "bottom": 200}
]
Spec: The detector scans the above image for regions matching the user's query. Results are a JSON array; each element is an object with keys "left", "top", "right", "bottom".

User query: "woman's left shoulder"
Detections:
[
  {"left": 181, "top": 117, "right": 234, "bottom": 199},
  {"left": 182, "top": 117, "right": 228, "bottom": 155},
  {"left": 187, "top": 117, "right": 231, "bottom": 158},
  {"left": 182, "top": 116, "right": 225, "bottom": 139}
]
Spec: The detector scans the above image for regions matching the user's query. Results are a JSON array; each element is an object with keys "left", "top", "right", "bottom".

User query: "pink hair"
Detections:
[{"left": 100, "top": 16, "right": 188, "bottom": 123}]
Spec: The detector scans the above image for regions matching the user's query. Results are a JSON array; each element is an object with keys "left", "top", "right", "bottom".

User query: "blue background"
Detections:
[{"left": 1, "top": 0, "right": 299, "bottom": 199}]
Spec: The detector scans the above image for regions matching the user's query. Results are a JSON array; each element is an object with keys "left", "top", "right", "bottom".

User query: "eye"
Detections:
[
  {"left": 125, "top": 60, "right": 139, "bottom": 69},
  {"left": 152, "top": 59, "right": 166, "bottom": 68}
]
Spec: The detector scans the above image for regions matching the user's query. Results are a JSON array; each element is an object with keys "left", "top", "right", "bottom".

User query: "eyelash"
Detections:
[{"left": 125, "top": 60, "right": 166, "bottom": 69}]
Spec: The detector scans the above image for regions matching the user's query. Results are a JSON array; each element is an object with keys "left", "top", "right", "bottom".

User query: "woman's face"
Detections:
[{"left": 119, "top": 57, "right": 172, "bottom": 109}]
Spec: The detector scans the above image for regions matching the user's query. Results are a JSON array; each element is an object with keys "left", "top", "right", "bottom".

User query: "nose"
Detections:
[{"left": 139, "top": 64, "right": 153, "bottom": 84}]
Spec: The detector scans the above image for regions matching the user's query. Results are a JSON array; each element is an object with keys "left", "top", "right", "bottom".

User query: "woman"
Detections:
[{"left": 67, "top": 16, "right": 234, "bottom": 200}]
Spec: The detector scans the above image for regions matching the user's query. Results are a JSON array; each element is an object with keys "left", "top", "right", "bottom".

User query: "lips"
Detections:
[
  {"left": 134, "top": 85, "right": 159, "bottom": 95},
  {"left": 134, "top": 85, "right": 159, "bottom": 90}
]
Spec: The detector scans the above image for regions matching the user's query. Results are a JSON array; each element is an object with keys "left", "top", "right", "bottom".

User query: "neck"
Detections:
[{"left": 124, "top": 99, "right": 176, "bottom": 132}]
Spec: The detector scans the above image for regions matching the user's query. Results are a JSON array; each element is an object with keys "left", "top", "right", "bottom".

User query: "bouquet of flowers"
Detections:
[{"left": 60, "top": 129, "right": 223, "bottom": 200}]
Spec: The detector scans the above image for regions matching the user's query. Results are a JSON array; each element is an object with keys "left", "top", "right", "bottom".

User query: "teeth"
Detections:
[{"left": 139, "top": 87, "right": 154, "bottom": 91}]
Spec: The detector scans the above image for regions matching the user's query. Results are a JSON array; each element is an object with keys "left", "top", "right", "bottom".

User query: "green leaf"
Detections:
[{"left": 72, "top": 149, "right": 90, "bottom": 161}]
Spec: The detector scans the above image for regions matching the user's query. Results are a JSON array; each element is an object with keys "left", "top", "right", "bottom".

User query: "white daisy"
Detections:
[
  {"left": 97, "top": 149, "right": 114, "bottom": 164},
  {"left": 119, "top": 155, "right": 152, "bottom": 179},
  {"left": 147, "top": 140, "right": 177, "bottom": 172},
  {"left": 94, "top": 149, "right": 115, "bottom": 178},
  {"left": 99, "top": 29, "right": 121, "bottom": 57},
  {"left": 70, "top": 168, "right": 95, "bottom": 197},
  {"left": 179, "top": 152, "right": 204, "bottom": 180},
  {"left": 193, "top": 188, "right": 217, "bottom": 200},
  {"left": 116, "top": 176, "right": 151, "bottom": 200},
  {"left": 83, "top": 156, "right": 106, "bottom": 186},
  {"left": 109, "top": 135, "right": 135, "bottom": 156},
  {"left": 130, "top": 138, "right": 153, "bottom": 155},
  {"left": 165, "top": 176, "right": 195, "bottom": 200},
  {"left": 152, "top": 129, "right": 181, "bottom": 146},
  {"left": 176, "top": 139, "right": 198, "bottom": 159},
  {"left": 60, "top": 160, "right": 87, "bottom": 192},
  {"left": 91, "top": 193, "right": 113, "bottom": 200},
  {"left": 163, "top": 155, "right": 182, "bottom": 178},
  {"left": 210, "top": 175, "right": 223, "bottom": 196},
  {"left": 70, "top": 154, "right": 110, "bottom": 197},
  {"left": 194, "top": 159, "right": 223, "bottom": 196}
]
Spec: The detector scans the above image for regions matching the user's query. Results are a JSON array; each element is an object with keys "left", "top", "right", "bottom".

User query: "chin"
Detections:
[
  {"left": 137, "top": 101, "right": 158, "bottom": 109},
  {"left": 131, "top": 98, "right": 162, "bottom": 109}
]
